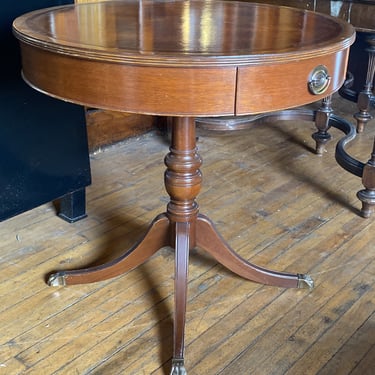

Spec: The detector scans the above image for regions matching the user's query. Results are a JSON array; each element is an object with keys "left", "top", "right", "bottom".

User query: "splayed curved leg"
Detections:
[
  {"left": 48, "top": 213, "right": 170, "bottom": 286},
  {"left": 196, "top": 214, "right": 313, "bottom": 289},
  {"left": 170, "top": 222, "right": 190, "bottom": 375}
]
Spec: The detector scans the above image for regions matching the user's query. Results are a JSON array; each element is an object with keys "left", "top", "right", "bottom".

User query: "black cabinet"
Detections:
[{"left": 1, "top": 0, "right": 91, "bottom": 222}]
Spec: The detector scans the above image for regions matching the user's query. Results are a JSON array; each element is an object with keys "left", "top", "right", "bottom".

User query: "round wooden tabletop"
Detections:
[{"left": 13, "top": 0, "right": 355, "bottom": 116}]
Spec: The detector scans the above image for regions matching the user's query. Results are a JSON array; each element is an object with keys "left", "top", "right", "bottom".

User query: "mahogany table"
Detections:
[{"left": 13, "top": 1, "right": 355, "bottom": 373}]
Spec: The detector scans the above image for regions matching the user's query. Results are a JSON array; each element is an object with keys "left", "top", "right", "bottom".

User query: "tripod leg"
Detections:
[
  {"left": 170, "top": 222, "right": 190, "bottom": 375},
  {"left": 196, "top": 214, "right": 313, "bottom": 289},
  {"left": 48, "top": 213, "right": 170, "bottom": 286}
]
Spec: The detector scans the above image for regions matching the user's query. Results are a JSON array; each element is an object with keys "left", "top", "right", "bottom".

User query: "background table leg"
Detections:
[
  {"left": 312, "top": 96, "right": 333, "bottom": 155},
  {"left": 357, "top": 137, "right": 375, "bottom": 217},
  {"left": 354, "top": 35, "right": 375, "bottom": 133}
]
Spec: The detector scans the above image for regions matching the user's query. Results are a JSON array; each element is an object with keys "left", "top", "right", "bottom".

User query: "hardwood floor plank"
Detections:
[
  {"left": 349, "top": 335, "right": 375, "bottom": 375},
  {"left": 1, "top": 94, "right": 374, "bottom": 374},
  {"left": 316, "top": 308, "right": 375, "bottom": 375}
]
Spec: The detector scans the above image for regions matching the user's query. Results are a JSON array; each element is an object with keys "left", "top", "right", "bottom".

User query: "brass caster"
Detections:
[
  {"left": 47, "top": 272, "right": 67, "bottom": 286},
  {"left": 170, "top": 358, "right": 187, "bottom": 375},
  {"left": 297, "top": 274, "right": 314, "bottom": 289}
]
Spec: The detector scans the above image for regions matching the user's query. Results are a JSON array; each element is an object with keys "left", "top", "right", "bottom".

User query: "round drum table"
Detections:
[{"left": 13, "top": 1, "right": 355, "bottom": 373}]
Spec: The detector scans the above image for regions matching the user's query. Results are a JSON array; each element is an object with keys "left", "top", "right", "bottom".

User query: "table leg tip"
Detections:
[
  {"left": 297, "top": 274, "right": 314, "bottom": 289},
  {"left": 170, "top": 359, "right": 187, "bottom": 375},
  {"left": 47, "top": 272, "right": 67, "bottom": 287}
]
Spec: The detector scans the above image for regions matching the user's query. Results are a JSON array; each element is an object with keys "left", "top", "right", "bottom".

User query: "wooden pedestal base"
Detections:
[{"left": 48, "top": 117, "right": 312, "bottom": 373}]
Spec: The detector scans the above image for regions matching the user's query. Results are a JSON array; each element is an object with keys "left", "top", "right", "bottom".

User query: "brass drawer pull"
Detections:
[{"left": 308, "top": 65, "right": 331, "bottom": 95}]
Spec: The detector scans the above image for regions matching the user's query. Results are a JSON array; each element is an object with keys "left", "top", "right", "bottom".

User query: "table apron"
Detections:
[
  {"left": 20, "top": 43, "right": 350, "bottom": 117},
  {"left": 19, "top": 43, "right": 237, "bottom": 117}
]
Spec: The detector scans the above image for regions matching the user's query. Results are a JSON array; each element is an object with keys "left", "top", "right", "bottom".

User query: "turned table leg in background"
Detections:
[
  {"left": 353, "top": 35, "right": 375, "bottom": 217},
  {"left": 357, "top": 137, "right": 375, "bottom": 218},
  {"left": 312, "top": 96, "right": 333, "bottom": 155},
  {"left": 354, "top": 35, "right": 375, "bottom": 133}
]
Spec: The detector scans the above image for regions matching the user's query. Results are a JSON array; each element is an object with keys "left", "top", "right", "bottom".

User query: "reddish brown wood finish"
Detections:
[
  {"left": 13, "top": 1, "right": 355, "bottom": 373},
  {"left": 196, "top": 214, "right": 300, "bottom": 287},
  {"left": 19, "top": 43, "right": 237, "bottom": 116},
  {"left": 58, "top": 213, "right": 170, "bottom": 285},
  {"left": 236, "top": 51, "right": 349, "bottom": 114},
  {"left": 13, "top": 1, "right": 354, "bottom": 116}
]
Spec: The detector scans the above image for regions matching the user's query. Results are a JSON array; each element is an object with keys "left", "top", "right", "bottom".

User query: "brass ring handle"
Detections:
[{"left": 308, "top": 65, "right": 331, "bottom": 95}]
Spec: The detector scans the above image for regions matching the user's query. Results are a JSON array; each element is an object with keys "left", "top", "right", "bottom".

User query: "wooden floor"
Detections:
[{"left": 1, "top": 95, "right": 374, "bottom": 375}]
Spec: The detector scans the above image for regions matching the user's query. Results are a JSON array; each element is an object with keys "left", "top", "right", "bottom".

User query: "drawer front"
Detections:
[{"left": 236, "top": 49, "right": 350, "bottom": 115}]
